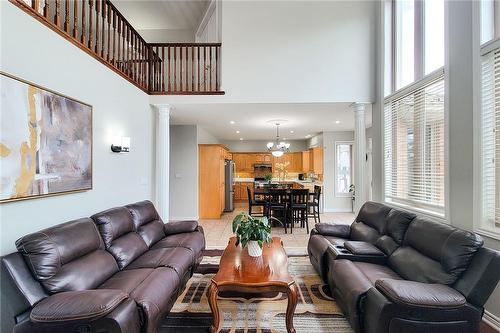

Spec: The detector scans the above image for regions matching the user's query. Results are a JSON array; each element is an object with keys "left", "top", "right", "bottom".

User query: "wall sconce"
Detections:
[{"left": 111, "top": 136, "right": 131, "bottom": 153}]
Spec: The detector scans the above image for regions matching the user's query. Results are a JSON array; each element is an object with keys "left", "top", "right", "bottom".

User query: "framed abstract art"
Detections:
[{"left": 0, "top": 72, "right": 92, "bottom": 203}]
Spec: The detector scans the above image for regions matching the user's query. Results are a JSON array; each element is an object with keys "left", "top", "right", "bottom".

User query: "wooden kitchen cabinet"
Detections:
[
  {"left": 302, "top": 151, "right": 310, "bottom": 173},
  {"left": 310, "top": 147, "right": 324, "bottom": 175},
  {"left": 199, "top": 144, "right": 230, "bottom": 219},
  {"left": 234, "top": 182, "right": 253, "bottom": 202}
]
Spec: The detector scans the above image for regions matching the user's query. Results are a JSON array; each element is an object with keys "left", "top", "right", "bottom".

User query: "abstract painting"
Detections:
[{"left": 1, "top": 73, "right": 92, "bottom": 202}]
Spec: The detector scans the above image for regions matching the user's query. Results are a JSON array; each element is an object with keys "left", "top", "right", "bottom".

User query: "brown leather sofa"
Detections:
[
  {"left": 308, "top": 201, "right": 500, "bottom": 333},
  {"left": 1, "top": 200, "right": 205, "bottom": 333}
]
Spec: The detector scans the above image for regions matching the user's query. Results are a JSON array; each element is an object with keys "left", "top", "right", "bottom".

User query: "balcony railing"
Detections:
[{"left": 10, "top": 0, "right": 224, "bottom": 95}]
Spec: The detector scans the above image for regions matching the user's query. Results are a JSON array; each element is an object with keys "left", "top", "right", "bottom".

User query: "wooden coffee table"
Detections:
[{"left": 207, "top": 236, "right": 299, "bottom": 333}]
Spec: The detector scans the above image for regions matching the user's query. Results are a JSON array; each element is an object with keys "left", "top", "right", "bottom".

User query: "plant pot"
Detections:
[{"left": 247, "top": 240, "right": 263, "bottom": 257}]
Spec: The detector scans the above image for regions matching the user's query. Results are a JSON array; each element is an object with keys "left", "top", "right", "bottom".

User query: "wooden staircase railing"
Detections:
[{"left": 10, "top": 0, "right": 224, "bottom": 95}]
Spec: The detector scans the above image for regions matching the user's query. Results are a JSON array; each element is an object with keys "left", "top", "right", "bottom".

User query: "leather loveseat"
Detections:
[
  {"left": 1, "top": 200, "right": 205, "bottom": 333},
  {"left": 307, "top": 201, "right": 500, "bottom": 333}
]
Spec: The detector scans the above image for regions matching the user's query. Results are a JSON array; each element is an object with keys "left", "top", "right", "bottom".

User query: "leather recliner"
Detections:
[
  {"left": 308, "top": 201, "right": 500, "bottom": 333},
  {"left": 1, "top": 200, "right": 205, "bottom": 333}
]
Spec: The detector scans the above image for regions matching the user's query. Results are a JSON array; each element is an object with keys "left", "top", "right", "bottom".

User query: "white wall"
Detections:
[
  {"left": 223, "top": 140, "right": 308, "bottom": 152},
  {"left": 219, "top": 0, "right": 376, "bottom": 103},
  {"left": 0, "top": 1, "right": 154, "bottom": 255},
  {"left": 169, "top": 125, "right": 198, "bottom": 220},
  {"left": 139, "top": 29, "right": 195, "bottom": 43},
  {"left": 197, "top": 126, "right": 221, "bottom": 144}
]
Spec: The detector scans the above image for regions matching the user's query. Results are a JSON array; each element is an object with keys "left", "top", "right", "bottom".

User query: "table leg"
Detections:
[
  {"left": 208, "top": 282, "right": 220, "bottom": 333},
  {"left": 286, "top": 282, "right": 299, "bottom": 333}
]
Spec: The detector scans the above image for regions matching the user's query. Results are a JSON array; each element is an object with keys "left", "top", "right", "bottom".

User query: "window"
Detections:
[
  {"left": 385, "top": 0, "right": 445, "bottom": 94},
  {"left": 383, "top": 0, "right": 445, "bottom": 216},
  {"left": 480, "top": 0, "right": 500, "bottom": 45},
  {"left": 335, "top": 142, "right": 353, "bottom": 196},
  {"left": 479, "top": 2, "right": 500, "bottom": 234}
]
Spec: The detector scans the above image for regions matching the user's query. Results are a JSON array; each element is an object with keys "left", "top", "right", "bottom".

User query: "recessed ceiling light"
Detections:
[
  {"left": 239, "top": 138, "right": 244, "bottom": 141},
  {"left": 290, "top": 130, "right": 294, "bottom": 133},
  {"left": 335, "top": 120, "right": 340, "bottom": 124},
  {"left": 283, "top": 137, "right": 287, "bottom": 140},
  {"left": 305, "top": 134, "right": 312, "bottom": 138},
  {"left": 236, "top": 130, "right": 240, "bottom": 134},
  {"left": 230, "top": 120, "right": 235, "bottom": 124}
]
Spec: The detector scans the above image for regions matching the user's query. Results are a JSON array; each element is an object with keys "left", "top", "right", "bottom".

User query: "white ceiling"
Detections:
[
  {"left": 170, "top": 103, "right": 373, "bottom": 141},
  {"left": 112, "top": 0, "right": 209, "bottom": 31}
]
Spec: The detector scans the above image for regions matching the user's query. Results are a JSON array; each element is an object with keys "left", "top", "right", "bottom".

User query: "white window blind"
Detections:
[
  {"left": 384, "top": 72, "right": 445, "bottom": 215},
  {"left": 481, "top": 44, "right": 500, "bottom": 231}
]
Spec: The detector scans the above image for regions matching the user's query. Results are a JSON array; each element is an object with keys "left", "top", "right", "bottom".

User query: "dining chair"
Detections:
[
  {"left": 247, "top": 186, "right": 267, "bottom": 217},
  {"left": 307, "top": 185, "right": 321, "bottom": 224},
  {"left": 267, "top": 188, "right": 290, "bottom": 233},
  {"left": 289, "top": 188, "right": 310, "bottom": 234}
]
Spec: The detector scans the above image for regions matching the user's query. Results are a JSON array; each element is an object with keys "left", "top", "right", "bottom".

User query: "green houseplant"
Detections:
[
  {"left": 232, "top": 212, "right": 272, "bottom": 257},
  {"left": 264, "top": 173, "right": 273, "bottom": 183}
]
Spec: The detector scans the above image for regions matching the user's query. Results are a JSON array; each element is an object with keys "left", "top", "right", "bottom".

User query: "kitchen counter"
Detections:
[{"left": 233, "top": 178, "right": 254, "bottom": 182}]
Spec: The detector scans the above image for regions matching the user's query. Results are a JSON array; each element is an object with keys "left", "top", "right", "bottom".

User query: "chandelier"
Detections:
[{"left": 267, "top": 123, "right": 290, "bottom": 157}]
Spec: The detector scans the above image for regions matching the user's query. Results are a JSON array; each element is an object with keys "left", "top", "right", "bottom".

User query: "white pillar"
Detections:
[
  {"left": 353, "top": 103, "right": 367, "bottom": 213},
  {"left": 156, "top": 105, "right": 171, "bottom": 221}
]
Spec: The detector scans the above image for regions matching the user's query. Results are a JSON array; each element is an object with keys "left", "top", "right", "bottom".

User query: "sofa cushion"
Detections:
[
  {"left": 151, "top": 230, "right": 205, "bottom": 257},
  {"left": 125, "top": 247, "right": 193, "bottom": 277},
  {"left": 30, "top": 289, "right": 128, "bottom": 323},
  {"left": 394, "top": 217, "right": 484, "bottom": 284},
  {"left": 126, "top": 201, "right": 165, "bottom": 247},
  {"left": 375, "top": 278, "right": 466, "bottom": 309},
  {"left": 99, "top": 268, "right": 154, "bottom": 294},
  {"left": 164, "top": 221, "right": 199, "bottom": 236},
  {"left": 92, "top": 207, "right": 149, "bottom": 269},
  {"left": 352, "top": 262, "right": 402, "bottom": 285},
  {"left": 350, "top": 222, "right": 381, "bottom": 244},
  {"left": 355, "top": 201, "right": 392, "bottom": 234},
  {"left": 15, "top": 218, "right": 118, "bottom": 293},
  {"left": 386, "top": 208, "right": 416, "bottom": 244}
]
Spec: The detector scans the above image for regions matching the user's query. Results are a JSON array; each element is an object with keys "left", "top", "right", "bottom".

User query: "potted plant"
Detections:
[
  {"left": 264, "top": 173, "right": 273, "bottom": 184},
  {"left": 349, "top": 184, "right": 355, "bottom": 212},
  {"left": 232, "top": 212, "right": 272, "bottom": 257}
]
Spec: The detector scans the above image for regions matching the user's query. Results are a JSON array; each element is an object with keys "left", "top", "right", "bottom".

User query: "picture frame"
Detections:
[{"left": 0, "top": 72, "right": 93, "bottom": 203}]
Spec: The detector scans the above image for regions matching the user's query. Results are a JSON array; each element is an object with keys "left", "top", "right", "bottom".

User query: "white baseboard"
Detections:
[
  {"left": 483, "top": 310, "right": 500, "bottom": 331},
  {"left": 323, "top": 208, "right": 354, "bottom": 213},
  {"left": 169, "top": 216, "right": 199, "bottom": 222}
]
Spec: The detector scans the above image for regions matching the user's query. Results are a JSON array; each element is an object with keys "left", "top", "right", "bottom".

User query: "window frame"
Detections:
[
  {"left": 334, "top": 141, "right": 354, "bottom": 198},
  {"left": 475, "top": 29, "right": 500, "bottom": 240},
  {"left": 383, "top": 0, "right": 447, "bottom": 219},
  {"left": 385, "top": 0, "right": 444, "bottom": 96}
]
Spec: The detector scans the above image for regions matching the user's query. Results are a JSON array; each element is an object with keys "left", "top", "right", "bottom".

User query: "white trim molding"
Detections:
[{"left": 483, "top": 310, "right": 500, "bottom": 331}]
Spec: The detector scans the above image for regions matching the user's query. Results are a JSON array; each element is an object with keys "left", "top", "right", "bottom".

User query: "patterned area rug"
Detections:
[{"left": 159, "top": 250, "right": 353, "bottom": 333}]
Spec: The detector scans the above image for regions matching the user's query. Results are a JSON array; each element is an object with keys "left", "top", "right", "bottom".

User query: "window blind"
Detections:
[
  {"left": 384, "top": 73, "right": 445, "bottom": 214},
  {"left": 481, "top": 45, "right": 500, "bottom": 230}
]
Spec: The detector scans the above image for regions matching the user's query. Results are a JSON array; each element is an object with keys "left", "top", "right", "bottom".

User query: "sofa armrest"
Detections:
[
  {"left": 314, "top": 223, "right": 351, "bottom": 238},
  {"left": 375, "top": 278, "right": 466, "bottom": 309},
  {"left": 30, "top": 289, "right": 128, "bottom": 323},
  {"left": 164, "top": 220, "right": 199, "bottom": 236}
]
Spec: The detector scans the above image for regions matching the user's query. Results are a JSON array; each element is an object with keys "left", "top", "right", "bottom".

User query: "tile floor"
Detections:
[{"left": 199, "top": 203, "right": 355, "bottom": 254}]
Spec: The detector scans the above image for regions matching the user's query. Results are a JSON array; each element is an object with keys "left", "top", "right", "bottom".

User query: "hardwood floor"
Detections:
[{"left": 199, "top": 203, "right": 499, "bottom": 333}]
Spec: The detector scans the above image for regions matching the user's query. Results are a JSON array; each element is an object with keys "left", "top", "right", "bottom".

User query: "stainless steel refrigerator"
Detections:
[{"left": 224, "top": 160, "right": 235, "bottom": 212}]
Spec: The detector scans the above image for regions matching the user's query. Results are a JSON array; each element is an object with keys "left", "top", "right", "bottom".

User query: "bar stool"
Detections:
[
  {"left": 307, "top": 185, "right": 321, "bottom": 224},
  {"left": 289, "top": 188, "right": 310, "bottom": 234},
  {"left": 268, "top": 188, "right": 290, "bottom": 233}
]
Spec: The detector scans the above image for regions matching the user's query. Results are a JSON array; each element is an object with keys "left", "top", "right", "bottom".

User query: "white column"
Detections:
[
  {"left": 156, "top": 105, "right": 171, "bottom": 221},
  {"left": 353, "top": 103, "right": 367, "bottom": 213}
]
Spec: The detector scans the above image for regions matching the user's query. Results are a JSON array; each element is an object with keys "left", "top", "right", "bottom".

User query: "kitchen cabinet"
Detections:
[
  {"left": 234, "top": 182, "right": 253, "bottom": 201},
  {"left": 310, "top": 147, "right": 324, "bottom": 175},
  {"left": 301, "top": 151, "right": 310, "bottom": 173},
  {"left": 233, "top": 153, "right": 247, "bottom": 172},
  {"left": 199, "top": 144, "right": 230, "bottom": 218}
]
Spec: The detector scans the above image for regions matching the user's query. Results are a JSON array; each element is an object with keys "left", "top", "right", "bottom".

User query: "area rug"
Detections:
[{"left": 159, "top": 250, "right": 353, "bottom": 333}]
